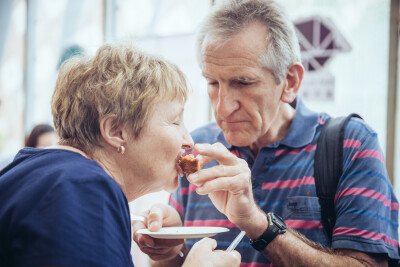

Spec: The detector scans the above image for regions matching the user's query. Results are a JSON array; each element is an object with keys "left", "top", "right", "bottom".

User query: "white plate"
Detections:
[{"left": 136, "top": 226, "right": 229, "bottom": 239}]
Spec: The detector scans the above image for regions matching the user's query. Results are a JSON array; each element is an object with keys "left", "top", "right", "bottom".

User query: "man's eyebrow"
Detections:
[{"left": 233, "top": 76, "right": 257, "bottom": 81}]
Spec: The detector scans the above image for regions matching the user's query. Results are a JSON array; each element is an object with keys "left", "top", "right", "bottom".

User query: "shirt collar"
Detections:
[{"left": 216, "top": 97, "right": 320, "bottom": 149}]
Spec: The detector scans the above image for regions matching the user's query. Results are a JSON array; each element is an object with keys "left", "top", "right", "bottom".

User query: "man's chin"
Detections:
[{"left": 224, "top": 132, "right": 254, "bottom": 147}]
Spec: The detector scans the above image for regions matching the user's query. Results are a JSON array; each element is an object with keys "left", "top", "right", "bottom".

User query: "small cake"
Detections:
[{"left": 178, "top": 154, "right": 201, "bottom": 175}]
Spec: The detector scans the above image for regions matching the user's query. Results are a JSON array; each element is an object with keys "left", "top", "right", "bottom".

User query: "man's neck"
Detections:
[{"left": 249, "top": 103, "right": 296, "bottom": 157}]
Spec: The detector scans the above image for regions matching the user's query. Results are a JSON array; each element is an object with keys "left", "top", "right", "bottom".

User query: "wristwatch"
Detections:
[{"left": 250, "top": 212, "right": 287, "bottom": 251}]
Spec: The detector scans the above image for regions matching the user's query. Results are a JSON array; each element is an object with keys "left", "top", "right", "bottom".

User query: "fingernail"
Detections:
[{"left": 149, "top": 221, "right": 159, "bottom": 229}]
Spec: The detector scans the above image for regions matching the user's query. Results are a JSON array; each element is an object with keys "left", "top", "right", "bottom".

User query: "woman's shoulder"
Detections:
[{"left": 2, "top": 148, "right": 122, "bottom": 197}]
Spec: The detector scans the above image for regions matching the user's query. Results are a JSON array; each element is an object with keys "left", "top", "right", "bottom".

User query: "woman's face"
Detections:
[{"left": 126, "top": 99, "right": 193, "bottom": 193}]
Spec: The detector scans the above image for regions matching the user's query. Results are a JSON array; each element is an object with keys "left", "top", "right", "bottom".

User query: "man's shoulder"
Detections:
[
  {"left": 322, "top": 114, "right": 377, "bottom": 141},
  {"left": 191, "top": 122, "right": 222, "bottom": 143},
  {"left": 345, "top": 116, "right": 377, "bottom": 138}
]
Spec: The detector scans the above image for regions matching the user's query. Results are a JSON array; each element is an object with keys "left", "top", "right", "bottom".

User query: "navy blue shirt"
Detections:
[
  {"left": 0, "top": 148, "right": 134, "bottom": 267},
  {"left": 170, "top": 98, "right": 399, "bottom": 265}
]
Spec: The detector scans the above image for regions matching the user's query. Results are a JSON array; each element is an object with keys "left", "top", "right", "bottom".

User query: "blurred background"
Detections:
[{"left": 0, "top": 0, "right": 398, "bottom": 265}]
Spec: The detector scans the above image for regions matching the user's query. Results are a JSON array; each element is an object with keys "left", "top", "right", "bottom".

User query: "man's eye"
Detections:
[
  {"left": 232, "top": 81, "right": 251, "bottom": 87},
  {"left": 208, "top": 81, "right": 218, "bottom": 85},
  {"left": 239, "top": 81, "right": 250, "bottom": 86}
]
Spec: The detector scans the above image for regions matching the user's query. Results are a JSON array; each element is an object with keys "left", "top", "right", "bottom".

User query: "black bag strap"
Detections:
[{"left": 314, "top": 113, "right": 362, "bottom": 240}]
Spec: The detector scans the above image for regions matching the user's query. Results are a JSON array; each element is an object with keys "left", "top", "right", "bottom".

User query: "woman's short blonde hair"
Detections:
[{"left": 52, "top": 43, "right": 189, "bottom": 154}]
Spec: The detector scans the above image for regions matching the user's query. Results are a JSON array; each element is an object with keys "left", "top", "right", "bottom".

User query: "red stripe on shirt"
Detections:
[
  {"left": 184, "top": 219, "right": 237, "bottom": 228},
  {"left": 343, "top": 139, "right": 362, "bottom": 149},
  {"left": 335, "top": 187, "right": 399, "bottom": 210},
  {"left": 333, "top": 227, "right": 399, "bottom": 247},
  {"left": 352, "top": 150, "right": 384, "bottom": 162},
  {"left": 169, "top": 196, "right": 183, "bottom": 214},
  {"left": 286, "top": 220, "right": 323, "bottom": 229},
  {"left": 275, "top": 144, "right": 316, "bottom": 157},
  {"left": 231, "top": 150, "right": 241, "bottom": 157},
  {"left": 181, "top": 184, "right": 198, "bottom": 195},
  {"left": 262, "top": 176, "right": 315, "bottom": 190},
  {"left": 240, "top": 263, "right": 273, "bottom": 267}
]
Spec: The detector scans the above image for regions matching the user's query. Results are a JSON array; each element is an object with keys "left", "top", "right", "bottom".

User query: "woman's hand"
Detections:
[
  {"left": 132, "top": 203, "right": 184, "bottom": 261},
  {"left": 183, "top": 238, "right": 241, "bottom": 267},
  {"left": 188, "top": 143, "right": 268, "bottom": 238}
]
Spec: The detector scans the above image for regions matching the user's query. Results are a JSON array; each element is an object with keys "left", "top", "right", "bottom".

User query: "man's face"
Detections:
[{"left": 201, "top": 23, "right": 285, "bottom": 147}]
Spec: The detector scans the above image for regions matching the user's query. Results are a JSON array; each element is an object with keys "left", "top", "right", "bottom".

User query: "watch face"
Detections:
[{"left": 270, "top": 213, "right": 287, "bottom": 231}]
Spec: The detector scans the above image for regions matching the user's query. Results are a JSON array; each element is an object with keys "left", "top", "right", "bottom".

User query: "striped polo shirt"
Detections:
[{"left": 170, "top": 98, "right": 399, "bottom": 266}]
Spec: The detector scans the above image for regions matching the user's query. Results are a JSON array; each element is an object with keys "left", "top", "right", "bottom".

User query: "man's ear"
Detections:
[
  {"left": 99, "top": 114, "right": 125, "bottom": 149},
  {"left": 281, "top": 63, "right": 304, "bottom": 103}
]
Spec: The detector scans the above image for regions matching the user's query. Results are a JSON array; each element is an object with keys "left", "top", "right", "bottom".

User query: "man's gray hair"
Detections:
[{"left": 197, "top": 0, "right": 301, "bottom": 85}]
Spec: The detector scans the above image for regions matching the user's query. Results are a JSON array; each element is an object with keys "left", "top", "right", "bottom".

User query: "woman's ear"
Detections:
[
  {"left": 99, "top": 114, "right": 125, "bottom": 149},
  {"left": 281, "top": 63, "right": 304, "bottom": 103}
]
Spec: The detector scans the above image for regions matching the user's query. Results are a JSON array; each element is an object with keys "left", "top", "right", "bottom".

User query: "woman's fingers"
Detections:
[{"left": 146, "top": 203, "right": 183, "bottom": 231}]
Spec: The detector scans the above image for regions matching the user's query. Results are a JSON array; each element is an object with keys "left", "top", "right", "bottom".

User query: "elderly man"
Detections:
[{"left": 133, "top": 0, "right": 399, "bottom": 266}]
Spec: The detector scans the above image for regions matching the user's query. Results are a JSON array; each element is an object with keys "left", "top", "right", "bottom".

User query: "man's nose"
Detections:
[{"left": 215, "top": 86, "right": 239, "bottom": 117}]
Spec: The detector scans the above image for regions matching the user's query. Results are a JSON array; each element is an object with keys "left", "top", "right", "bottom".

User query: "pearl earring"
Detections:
[{"left": 117, "top": 145, "right": 125, "bottom": 155}]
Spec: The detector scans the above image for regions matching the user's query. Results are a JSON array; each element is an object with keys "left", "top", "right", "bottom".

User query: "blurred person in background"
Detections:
[
  {"left": 0, "top": 43, "right": 240, "bottom": 267},
  {"left": 25, "top": 123, "right": 59, "bottom": 148},
  {"left": 133, "top": 0, "right": 399, "bottom": 266}
]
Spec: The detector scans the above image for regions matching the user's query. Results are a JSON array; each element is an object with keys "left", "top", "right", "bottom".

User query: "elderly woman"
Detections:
[{"left": 0, "top": 44, "right": 240, "bottom": 266}]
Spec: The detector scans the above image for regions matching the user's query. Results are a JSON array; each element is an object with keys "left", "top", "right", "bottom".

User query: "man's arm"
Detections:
[
  {"left": 263, "top": 228, "right": 387, "bottom": 266},
  {"left": 191, "top": 143, "right": 389, "bottom": 267}
]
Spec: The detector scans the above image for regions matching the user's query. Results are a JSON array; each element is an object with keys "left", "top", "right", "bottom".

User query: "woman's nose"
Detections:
[{"left": 182, "top": 128, "right": 194, "bottom": 150}]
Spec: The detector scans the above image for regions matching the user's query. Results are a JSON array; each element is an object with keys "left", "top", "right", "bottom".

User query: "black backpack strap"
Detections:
[{"left": 314, "top": 113, "right": 362, "bottom": 241}]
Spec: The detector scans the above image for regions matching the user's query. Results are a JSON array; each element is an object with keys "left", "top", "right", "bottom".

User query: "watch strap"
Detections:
[{"left": 250, "top": 212, "right": 287, "bottom": 251}]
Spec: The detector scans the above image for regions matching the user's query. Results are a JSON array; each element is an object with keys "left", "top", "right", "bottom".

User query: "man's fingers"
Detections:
[
  {"left": 194, "top": 143, "right": 237, "bottom": 165},
  {"left": 195, "top": 175, "right": 249, "bottom": 195},
  {"left": 196, "top": 154, "right": 212, "bottom": 167},
  {"left": 188, "top": 164, "right": 242, "bottom": 185}
]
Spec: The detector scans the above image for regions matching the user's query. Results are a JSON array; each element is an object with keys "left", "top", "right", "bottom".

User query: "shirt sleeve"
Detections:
[
  {"left": 332, "top": 118, "right": 400, "bottom": 260},
  {"left": 12, "top": 174, "right": 133, "bottom": 267}
]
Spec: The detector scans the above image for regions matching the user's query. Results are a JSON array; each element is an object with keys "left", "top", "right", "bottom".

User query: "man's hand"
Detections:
[
  {"left": 188, "top": 143, "right": 268, "bottom": 238},
  {"left": 132, "top": 203, "right": 184, "bottom": 262},
  {"left": 183, "top": 238, "right": 241, "bottom": 267}
]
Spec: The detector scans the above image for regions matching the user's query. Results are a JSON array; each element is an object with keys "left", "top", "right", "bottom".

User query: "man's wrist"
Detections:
[
  {"left": 240, "top": 209, "right": 269, "bottom": 240},
  {"left": 250, "top": 212, "right": 287, "bottom": 251}
]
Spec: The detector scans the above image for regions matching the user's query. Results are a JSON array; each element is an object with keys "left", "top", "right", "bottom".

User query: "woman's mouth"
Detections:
[{"left": 176, "top": 162, "right": 184, "bottom": 177}]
